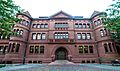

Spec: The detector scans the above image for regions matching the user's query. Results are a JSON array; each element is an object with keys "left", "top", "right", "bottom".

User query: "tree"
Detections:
[
  {"left": 103, "top": 0, "right": 120, "bottom": 42},
  {"left": 0, "top": 0, "right": 23, "bottom": 37}
]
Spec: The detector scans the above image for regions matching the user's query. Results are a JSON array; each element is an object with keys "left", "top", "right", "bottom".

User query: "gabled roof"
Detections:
[
  {"left": 91, "top": 11, "right": 101, "bottom": 18},
  {"left": 50, "top": 11, "right": 73, "bottom": 19}
]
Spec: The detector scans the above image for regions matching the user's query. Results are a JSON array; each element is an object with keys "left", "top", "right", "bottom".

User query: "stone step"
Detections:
[{"left": 48, "top": 60, "right": 75, "bottom": 65}]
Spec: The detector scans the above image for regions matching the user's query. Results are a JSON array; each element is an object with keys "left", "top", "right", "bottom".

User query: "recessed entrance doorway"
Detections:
[{"left": 55, "top": 47, "right": 68, "bottom": 60}]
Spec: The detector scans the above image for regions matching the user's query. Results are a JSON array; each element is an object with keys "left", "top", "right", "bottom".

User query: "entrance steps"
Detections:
[{"left": 48, "top": 60, "right": 75, "bottom": 65}]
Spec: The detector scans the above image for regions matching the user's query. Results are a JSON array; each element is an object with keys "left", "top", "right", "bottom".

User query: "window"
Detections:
[
  {"left": 89, "top": 46, "right": 93, "bottom": 53},
  {"left": 11, "top": 43, "right": 15, "bottom": 52},
  {"left": 15, "top": 44, "right": 20, "bottom": 52},
  {"left": 87, "top": 33, "right": 91, "bottom": 39},
  {"left": 112, "top": 43, "right": 116, "bottom": 52},
  {"left": 104, "top": 44, "right": 108, "bottom": 52},
  {"left": 79, "top": 46, "right": 83, "bottom": 53},
  {"left": 84, "top": 46, "right": 88, "bottom": 53},
  {"left": 8, "top": 43, "right": 11, "bottom": 52},
  {"left": 41, "top": 24, "right": 44, "bottom": 28},
  {"left": 77, "top": 33, "right": 81, "bottom": 39},
  {"left": 37, "top": 33, "right": 41, "bottom": 39},
  {"left": 0, "top": 46, "right": 3, "bottom": 54},
  {"left": 32, "top": 33, "right": 36, "bottom": 40},
  {"left": 54, "top": 32, "right": 68, "bottom": 39},
  {"left": 108, "top": 43, "right": 112, "bottom": 52},
  {"left": 79, "top": 24, "right": 82, "bottom": 28},
  {"left": 83, "top": 24, "right": 86, "bottom": 28},
  {"left": 94, "top": 21, "right": 97, "bottom": 25},
  {"left": 44, "top": 24, "right": 48, "bottom": 28},
  {"left": 82, "top": 33, "right": 86, "bottom": 39},
  {"left": 3, "top": 46, "right": 7, "bottom": 54},
  {"left": 26, "top": 21, "right": 29, "bottom": 26},
  {"left": 33, "top": 24, "right": 36, "bottom": 28},
  {"left": 29, "top": 46, "right": 34, "bottom": 53},
  {"left": 35, "top": 46, "right": 39, "bottom": 53},
  {"left": 41, "top": 33, "right": 46, "bottom": 39},
  {"left": 104, "top": 29, "right": 107, "bottom": 36},
  {"left": 37, "top": 24, "right": 40, "bottom": 28},
  {"left": 97, "top": 19, "right": 101, "bottom": 24},
  {"left": 40, "top": 46, "right": 44, "bottom": 54},
  {"left": 20, "top": 30, "right": 23, "bottom": 36},
  {"left": 87, "top": 23, "right": 90, "bottom": 28},
  {"left": 55, "top": 23, "right": 68, "bottom": 28},
  {"left": 75, "top": 23, "right": 78, "bottom": 28},
  {"left": 100, "top": 30, "right": 104, "bottom": 37}
]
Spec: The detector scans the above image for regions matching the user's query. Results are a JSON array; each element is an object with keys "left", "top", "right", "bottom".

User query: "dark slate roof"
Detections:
[{"left": 91, "top": 11, "right": 101, "bottom": 18}]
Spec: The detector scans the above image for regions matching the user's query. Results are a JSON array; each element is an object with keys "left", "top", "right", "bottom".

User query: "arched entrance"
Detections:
[{"left": 55, "top": 47, "right": 68, "bottom": 60}]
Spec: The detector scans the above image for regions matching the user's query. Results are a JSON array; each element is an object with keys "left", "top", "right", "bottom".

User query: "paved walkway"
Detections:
[{"left": 0, "top": 63, "right": 120, "bottom": 71}]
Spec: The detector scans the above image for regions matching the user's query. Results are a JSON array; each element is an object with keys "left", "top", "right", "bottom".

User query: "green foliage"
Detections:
[
  {"left": 104, "top": 0, "right": 120, "bottom": 41},
  {"left": 0, "top": 0, "right": 23, "bottom": 35}
]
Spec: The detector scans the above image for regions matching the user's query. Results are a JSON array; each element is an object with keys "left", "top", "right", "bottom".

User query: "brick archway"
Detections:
[{"left": 55, "top": 47, "right": 68, "bottom": 60}]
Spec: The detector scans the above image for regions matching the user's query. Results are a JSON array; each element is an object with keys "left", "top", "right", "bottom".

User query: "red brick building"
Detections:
[{"left": 0, "top": 11, "right": 119, "bottom": 64}]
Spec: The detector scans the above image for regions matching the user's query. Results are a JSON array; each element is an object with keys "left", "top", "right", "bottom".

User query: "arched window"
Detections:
[
  {"left": 75, "top": 23, "right": 78, "bottom": 28},
  {"left": 100, "top": 29, "right": 104, "bottom": 37}
]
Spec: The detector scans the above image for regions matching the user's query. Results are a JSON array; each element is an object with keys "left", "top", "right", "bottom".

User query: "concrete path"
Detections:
[{"left": 0, "top": 63, "right": 120, "bottom": 71}]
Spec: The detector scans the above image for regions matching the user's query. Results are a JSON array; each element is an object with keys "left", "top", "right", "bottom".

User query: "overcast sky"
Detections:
[{"left": 14, "top": 0, "right": 113, "bottom": 18}]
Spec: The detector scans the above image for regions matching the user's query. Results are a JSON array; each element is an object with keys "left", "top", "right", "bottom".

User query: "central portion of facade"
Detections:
[{"left": 0, "top": 11, "right": 119, "bottom": 64}]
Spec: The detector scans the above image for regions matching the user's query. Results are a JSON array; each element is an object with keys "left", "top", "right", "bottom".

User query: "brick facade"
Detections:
[{"left": 0, "top": 11, "right": 119, "bottom": 64}]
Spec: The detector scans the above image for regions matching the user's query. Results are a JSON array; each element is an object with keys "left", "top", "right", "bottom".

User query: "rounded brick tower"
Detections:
[
  {"left": 91, "top": 11, "right": 119, "bottom": 63},
  {"left": 3, "top": 11, "right": 32, "bottom": 64}
]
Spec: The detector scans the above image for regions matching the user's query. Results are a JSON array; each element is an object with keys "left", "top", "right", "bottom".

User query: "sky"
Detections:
[{"left": 13, "top": 0, "right": 113, "bottom": 18}]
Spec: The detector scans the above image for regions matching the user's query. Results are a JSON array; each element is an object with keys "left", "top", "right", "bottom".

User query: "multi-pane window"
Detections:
[
  {"left": 97, "top": 19, "right": 101, "bottom": 24},
  {"left": 87, "top": 23, "right": 90, "bottom": 28},
  {"left": 54, "top": 32, "right": 68, "bottom": 39},
  {"left": 41, "top": 33, "right": 46, "bottom": 39},
  {"left": 29, "top": 46, "right": 34, "bottom": 53},
  {"left": 55, "top": 23, "right": 68, "bottom": 28},
  {"left": 37, "top": 33, "right": 41, "bottom": 39},
  {"left": 35, "top": 46, "right": 39, "bottom": 53},
  {"left": 82, "top": 33, "right": 86, "bottom": 39},
  {"left": 79, "top": 24, "right": 82, "bottom": 28},
  {"left": 40, "top": 46, "right": 44, "bottom": 54},
  {"left": 32, "top": 24, "right": 48, "bottom": 28},
  {"left": 33, "top": 24, "right": 36, "bottom": 28},
  {"left": 44, "top": 24, "right": 48, "bottom": 28},
  {"left": 11, "top": 43, "right": 15, "bottom": 52},
  {"left": 77, "top": 33, "right": 91, "bottom": 40},
  {"left": 84, "top": 46, "right": 88, "bottom": 53},
  {"left": 32, "top": 33, "right": 36, "bottom": 39},
  {"left": 78, "top": 45, "right": 94, "bottom": 54},
  {"left": 29, "top": 46, "right": 45, "bottom": 54},
  {"left": 100, "top": 30, "right": 104, "bottom": 37},
  {"left": 32, "top": 33, "right": 46, "bottom": 40},
  {"left": 79, "top": 46, "right": 83, "bottom": 53},
  {"left": 15, "top": 44, "right": 20, "bottom": 52},
  {"left": 0, "top": 46, "right": 3, "bottom": 54},
  {"left": 77, "top": 33, "right": 81, "bottom": 39},
  {"left": 83, "top": 24, "right": 86, "bottom": 28},
  {"left": 37, "top": 24, "right": 40, "bottom": 28},
  {"left": 41, "top": 24, "right": 44, "bottom": 28},
  {"left": 89, "top": 46, "right": 93, "bottom": 53},
  {"left": 75, "top": 23, "right": 79, "bottom": 28},
  {"left": 87, "top": 33, "right": 91, "bottom": 39},
  {"left": 104, "top": 43, "right": 108, "bottom": 52},
  {"left": 108, "top": 43, "right": 112, "bottom": 52},
  {"left": 8, "top": 43, "right": 11, "bottom": 53}
]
